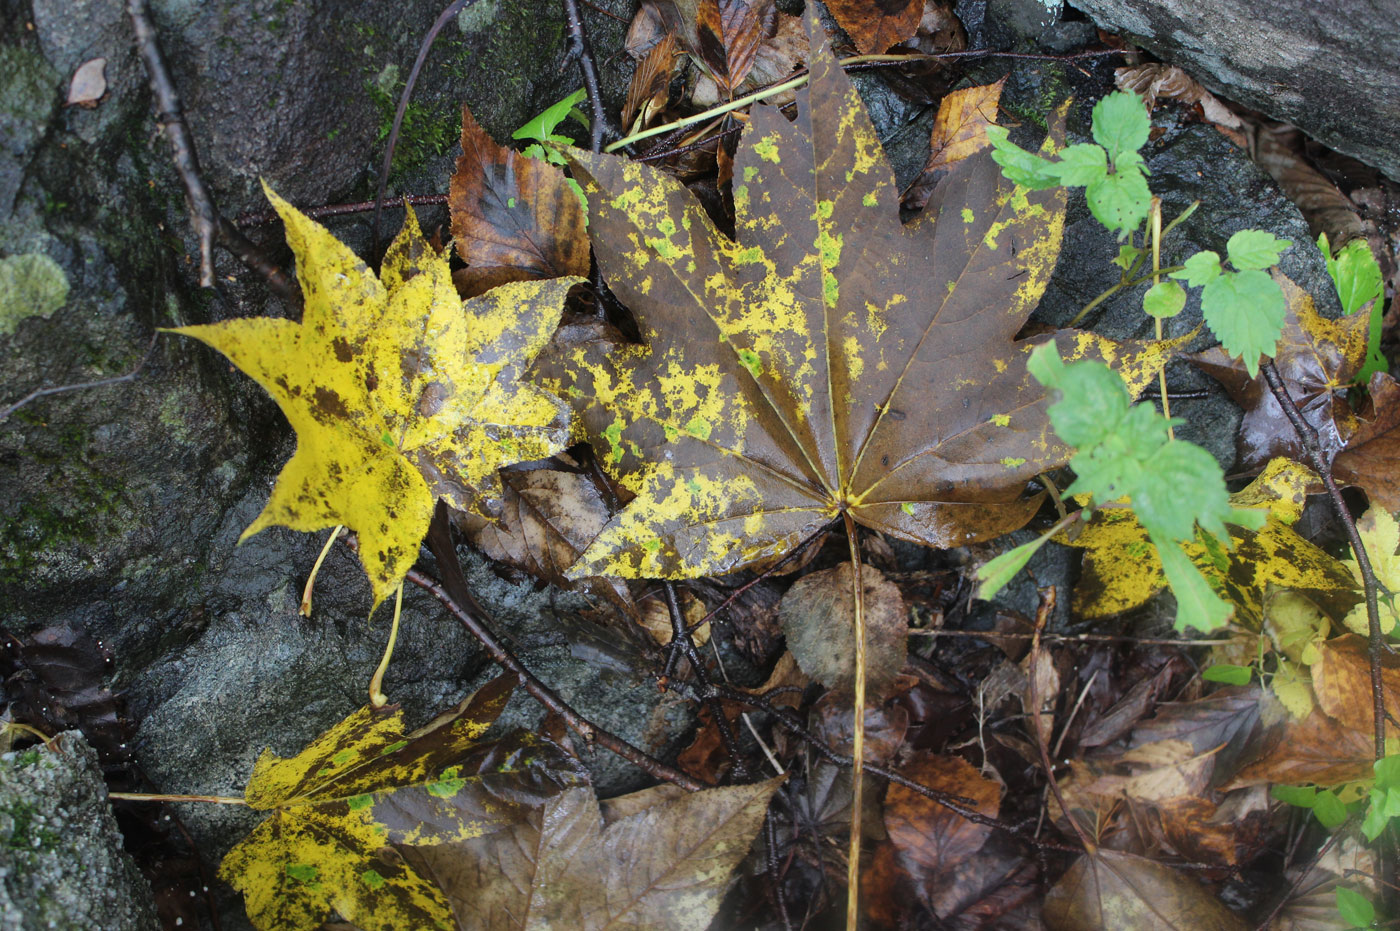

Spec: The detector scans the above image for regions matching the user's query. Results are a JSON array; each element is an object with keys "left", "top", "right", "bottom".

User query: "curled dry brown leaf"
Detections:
[
  {"left": 903, "top": 78, "right": 1006, "bottom": 212},
  {"left": 1332, "top": 370, "right": 1400, "bottom": 514},
  {"left": 824, "top": 0, "right": 925, "bottom": 54}
]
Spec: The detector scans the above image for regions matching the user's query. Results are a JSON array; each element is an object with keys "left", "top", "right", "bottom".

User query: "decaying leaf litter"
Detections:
[{"left": 26, "top": 0, "right": 1400, "bottom": 928}]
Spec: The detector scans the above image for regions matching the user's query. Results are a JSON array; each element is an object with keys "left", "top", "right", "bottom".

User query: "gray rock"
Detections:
[
  {"left": 1067, "top": 0, "right": 1400, "bottom": 181},
  {"left": 0, "top": 734, "right": 159, "bottom": 931}
]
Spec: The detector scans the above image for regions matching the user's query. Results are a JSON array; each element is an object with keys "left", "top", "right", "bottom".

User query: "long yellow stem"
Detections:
[
  {"left": 108, "top": 792, "right": 248, "bottom": 805},
  {"left": 844, "top": 512, "right": 866, "bottom": 931},
  {"left": 300, "top": 524, "right": 343, "bottom": 617},
  {"left": 369, "top": 583, "right": 403, "bottom": 708},
  {"left": 1150, "top": 198, "right": 1173, "bottom": 439},
  {"left": 603, "top": 53, "right": 932, "bottom": 153}
]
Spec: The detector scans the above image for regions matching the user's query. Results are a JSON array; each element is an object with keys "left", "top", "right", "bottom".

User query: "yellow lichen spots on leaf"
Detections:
[
  {"left": 962, "top": 207, "right": 975, "bottom": 223},
  {"left": 221, "top": 679, "right": 571, "bottom": 931},
  {"left": 753, "top": 135, "right": 781, "bottom": 164},
  {"left": 844, "top": 336, "right": 865, "bottom": 381},
  {"left": 734, "top": 184, "right": 750, "bottom": 214},
  {"left": 990, "top": 414, "right": 1011, "bottom": 427},
  {"left": 743, "top": 165, "right": 759, "bottom": 182},
  {"left": 1000, "top": 457, "right": 1027, "bottom": 468},
  {"left": 816, "top": 229, "right": 843, "bottom": 306},
  {"left": 900, "top": 502, "right": 916, "bottom": 515},
  {"left": 168, "top": 186, "right": 579, "bottom": 608},
  {"left": 570, "top": 462, "right": 766, "bottom": 578},
  {"left": 737, "top": 348, "right": 763, "bottom": 378},
  {"left": 863, "top": 192, "right": 879, "bottom": 207},
  {"left": 815, "top": 199, "right": 835, "bottom": 221},
  {"left": 993, "top": 358, "right": 1007, "bottom": 373}
]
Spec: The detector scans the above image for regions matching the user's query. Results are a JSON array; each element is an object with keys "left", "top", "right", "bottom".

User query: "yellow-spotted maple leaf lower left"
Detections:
[
  {"left": 219, "top": 675, "right": 587, "bottom": 931},
  {"left": 168, "top": 184, "right": 582, "bottom": 607}
]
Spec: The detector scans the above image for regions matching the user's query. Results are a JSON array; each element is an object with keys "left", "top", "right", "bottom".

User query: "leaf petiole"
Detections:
[
  {"left": 369, "top": 583, "right": 404, "bottom": 708},
  {"left": 300, "top": 524, "right": 343, "bottom": 617}
]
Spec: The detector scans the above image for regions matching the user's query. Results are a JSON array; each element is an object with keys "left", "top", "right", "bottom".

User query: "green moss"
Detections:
[
  {"left": 3, "top": 799, "right": 60, "bottom": 852},
  {"left": 0, "top": 46, "right": 57, "bottom": 123},
  {"left": 364, "top": 64, "right": 457, "bottom": 182},
  {"left": 0, "top": 253, "right": 70, "bottom": 337}
]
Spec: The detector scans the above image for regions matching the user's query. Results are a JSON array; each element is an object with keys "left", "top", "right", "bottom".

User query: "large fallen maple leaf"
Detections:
[
  {"left": 219, "top": 676, "right": 587, "bottom": 931},
  {"left": 169, "top": 187, "right": 582, "bottom": 605},
  {"left": 400, "top": 778, "right": 783, "bottom": 930},
  {"left": 544, "top": 13, "right": 1174, "bottom": 580}
]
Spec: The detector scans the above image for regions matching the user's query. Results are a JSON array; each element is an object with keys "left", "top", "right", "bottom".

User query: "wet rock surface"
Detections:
[
  {"left": 0, "top": 734, "right": 159, "bottom": 931},
  {"left": 1067, "top": 0, "right": 1400, "bottom": 182}
]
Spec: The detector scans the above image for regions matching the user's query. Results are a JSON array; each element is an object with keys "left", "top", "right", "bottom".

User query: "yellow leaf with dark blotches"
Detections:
[
  {"left": 219, "top": 676, "right": 586, "bottom": 931},
  {"left": 1066, "top": 458, "right": 1360, "bottom": 625},
  {"left": 168, "top": 185, "right": 582, "bottom": 606},
  {"left": 540, "top": 11, "right": 1175, "bottom": 580},
  {"left": 1340, "top": 506, "right": 1400, "bottom": 636}
]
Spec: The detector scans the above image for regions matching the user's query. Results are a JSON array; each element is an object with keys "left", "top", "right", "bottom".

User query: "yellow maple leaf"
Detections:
[
  {"left": 1342, "top": 506, "right": 1400, "bottom": 636},
  {"left": 169, "top": 184, "right": 582, "bottom": 606}
]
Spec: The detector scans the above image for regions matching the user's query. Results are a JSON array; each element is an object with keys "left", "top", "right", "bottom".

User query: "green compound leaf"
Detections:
[
  {"left": 1201, "top": 663, "right": 1252, "bottom": 685},
  {"left": 1086, "top": 165, "right": 1151, "bottom": 237},
  {"left": 1172, "top": 250, "right": 1223, "bottom": 288},
  {"left": 1200, "top": 268, "right": 1287, "bottom": 377},
  {"left": 986, "top": 124, "right": 1062, "bottom": 189},
  {"left": 1320, "top": 232, "right": 1387, "bottom": 384},
  {"left": 1090, "top": 91, "right": 1150, "bottom": 164},
  {"left": 1143, "top": 280, "right": 1186, "bottom": 319},
  {"left": 1053, "top": 143, "right": 1108, "bottom": 186},
  {"left": 512, "top": 88, "right": 588, "bottom": 146},
  {"left": 1336, "top": 887, "right": 1376, "bottom": 929},
  {"left": 976, "top": 533, "right": 1052, "bottom": 601},
  {"left": 1153, "top": 530, "right": 1232, "bottom": 631},
  {"left": 1226, "top": 229, "right": 1291, "bottom": 271},
  {"left": 1362, "top": 754, "right": 1400, "bottom": 841},
  {"left": 1320, "top": 232, "right": 1384, "bottom": 316}
]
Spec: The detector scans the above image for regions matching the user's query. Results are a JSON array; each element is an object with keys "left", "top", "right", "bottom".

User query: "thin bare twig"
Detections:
[
  {"left": 402, "top": 506, "right": 706, "bottom": 792},
  {"left": 372, "top": 0, "right": 475, "bottom": 257},
  {"left": 126, "top": 0, "right": 298, "bottom": 306},
  {"left": 562, "top": 0, "right": 611, "bottom": 152},
  {"left": 1, "top": 333, "right": 158, "bottom": 424},
  {"left": 1027, "top": 587, "right": 1094, "bottom": 854},
  {"left": 765, "top": 811, "right": 793, "bottom": 931},
  {"left": 237, "top": 194, "right": 448, "bottom": 228},
  {"left": 1261, "top": 361, "right": 1387, "bottom": 760},
  {"left": 663, "top": 582, "right": 750, "bottom": 781}
]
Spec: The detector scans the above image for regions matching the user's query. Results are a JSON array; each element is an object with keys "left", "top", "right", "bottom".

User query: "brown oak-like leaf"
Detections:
[
  {"left": 1043, "top": 850, "right": 1249, "bottom": 931},
  {"left": 826, "top": 0, "right": 925, "bottom": 54},
  {"left": 1188, "top": 273, "right": 1369, "bottom": 471},
  {"left": 1333, "top": 371, "right": 1400, "bottom": 514},
  {"left": 1311, "top": 634, "right": 1400, "bottom": 742},
  {"left": 903, "top": 78, "right": 1005, "bottom": 211},
  {"left": 402, "top": 778, "right": 783, "bottom": 930},
  {"left": 1226, "top": 705, "right": 1376, "bottom": 789},
  {"left": 449, "top": 106, "right": 589, "bottom": 297},
  {"left": 544, "top": 12, "right": 1174, "bottom": 580}
]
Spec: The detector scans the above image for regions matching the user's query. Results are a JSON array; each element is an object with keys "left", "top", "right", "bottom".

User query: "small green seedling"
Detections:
[
  {"left": 514, "top": 88, "right": 589, "bottom": 165},
  {"left": 1319, "top": 232, "right": 1387, "bottom": 384}
]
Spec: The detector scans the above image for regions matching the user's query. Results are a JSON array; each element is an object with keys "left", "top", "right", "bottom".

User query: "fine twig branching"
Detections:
[
  {"left": 662, "top": 582, "right": 750, "bottom": 781},
  {"left": 127, "top": 0, "right": 298, "bottom": 305},
  {"left": 402, "top": 505, "right": 706, "bottom": 792},
  {"left": 1, "top": 333, "right": 158, "bottom": 424}
]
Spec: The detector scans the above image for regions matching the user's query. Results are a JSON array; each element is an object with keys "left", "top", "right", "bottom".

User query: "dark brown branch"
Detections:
[
  {"left": 562, "top": 0, "right": 611, "bottom": 152},
  {"left": 372, "top": 0, "right": 475, "bottom": 256},
  {"left": 0, "top": 333, "right": 158, "bottom": 424},
  {"left": 1261, "top": 361, "right": 1387, "bottom": 760},
  {"left": 237, "top": 194, "right": 449, "bottom": 228},
  {"left": 662, "top": 581, "right": 749, "bottom": 781},
  {"left": 391, "top": 507, "right": 708, "bottom": 792},
  {"left": 764, "top": 810, "right": 793, "bottom": 931},
  {"left": 126, "top": 0, "right": 298, "bottom": 306}
]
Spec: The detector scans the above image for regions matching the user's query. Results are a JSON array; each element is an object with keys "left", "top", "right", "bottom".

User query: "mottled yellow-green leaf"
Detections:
[
  {"left": 1341, "top": 507, "right": 1400, "bottom": 636},
  {"left": 220, "top": 676, "right": 586, "bottom": 931},
  {"left": 168, "top": 186, "right": 581, "bottom": 606},
  {"left": 540, "top": 12, "right": 1173, "bottom": 580},
  {"left": 1270, "top": 658, "right": 1316, "bottom": 720},
  {"left": 1066, "top": 458, "right": 1360, "bottom": 625}
]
